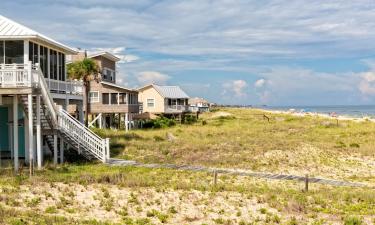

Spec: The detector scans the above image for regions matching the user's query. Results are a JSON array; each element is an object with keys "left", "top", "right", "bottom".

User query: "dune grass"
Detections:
[
  {"left": 1, "top": 107, "right": 375, "bottom": 224},
  {"left": 95, "top": 108, "right": 375, "bottom": 183},
  {"left": 0, "top": 164, "right": 374, "bottom": 224}
]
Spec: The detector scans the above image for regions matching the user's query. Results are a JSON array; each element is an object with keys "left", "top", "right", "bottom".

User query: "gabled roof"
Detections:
[
  {"left": 139, "top": 84, "right": 189, "bottom": 98},
  {"left": 189, "top": 97, "right": 209, "bottom": 104},
  {"left": 88, "top": 52, "right": 120, "bottom": 62},
  {"left": 101, "top": 81, "right": 137, "bottom": 92},
  {"left": 0, "top": 15, "right": 77, "bottom": 54}
]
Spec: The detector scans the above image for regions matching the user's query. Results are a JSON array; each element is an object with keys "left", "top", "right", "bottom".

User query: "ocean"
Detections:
[{"left": 260, "top": 105, "right": 375, "bottom": 118}]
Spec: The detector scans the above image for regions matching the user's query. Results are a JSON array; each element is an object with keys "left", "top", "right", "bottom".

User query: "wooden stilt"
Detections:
[
  {"left": 60, "top": 138, "right": 64, "bottom": 164},
  {"left": 53, "top": 135, "right": 58, "bottom": 165},
  {"left": 27, "top": 94, "right": 33, "bottom": 176},
  {"left": 36, "top": 95, "right": 42, "bottom": 170},
  {"left": 13, "top": 95, "right": 19, "bottom": 173}
]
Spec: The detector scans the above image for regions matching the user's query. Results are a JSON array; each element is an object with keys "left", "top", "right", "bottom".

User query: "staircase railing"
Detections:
[
  {"left": 33, "top": 64, "right": 58, "bottom": 126},
  {"left": 33, "top": 64, "right": 109, "bottom": 162},
  {"left": 58, "top": 109, "right": 108, "bottom": 162}
]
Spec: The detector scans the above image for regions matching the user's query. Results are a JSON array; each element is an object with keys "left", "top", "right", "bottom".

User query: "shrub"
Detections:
[
  {"left": 349, "top": 143, "right": 360, "bottom": 148},
  {"left": 344, "top": 216, "right": 363, "bottom": 225},
  {"left": 143, "top": 117, "right": 176, "bottom": 129},
  {"left": 183, "top": 115, "right": 197, "bottom": 124}
]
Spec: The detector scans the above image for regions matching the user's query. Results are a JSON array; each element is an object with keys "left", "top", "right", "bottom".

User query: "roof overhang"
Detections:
[
  {"left": 101, "top": 81, "right": 137, "bottom": 92},
  {"left": 0, "top": 35, "right": 78, "bottom": 55},
  {"left": 88, "top": 52, "right": 120, "bottom": 62}
]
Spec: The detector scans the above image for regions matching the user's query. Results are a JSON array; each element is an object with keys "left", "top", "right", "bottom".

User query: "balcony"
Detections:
[
  {"left": 46, "top": 79, "right": 83, "bottom": 95},
  {"left": 165, "top": 104, "right": 189, "bottom": 113},
  {"left": 0, "top": 63, "right": 36, "bottom": 88},
  {"left": 0, "top": 63, "right": 83, "bottom": 95}
]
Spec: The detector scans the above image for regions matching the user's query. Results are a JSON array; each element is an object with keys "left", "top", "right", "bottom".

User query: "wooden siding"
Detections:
[
  {"left": 86, "top": 81, "right": 139, "bottom": 114},
  {"left": 138, "top": 86, "right": 165, "bottom": 113}
]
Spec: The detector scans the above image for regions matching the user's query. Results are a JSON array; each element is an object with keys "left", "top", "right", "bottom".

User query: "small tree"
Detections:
[{"left": 67, "top": 58, "right": 99, "bottom": 126}]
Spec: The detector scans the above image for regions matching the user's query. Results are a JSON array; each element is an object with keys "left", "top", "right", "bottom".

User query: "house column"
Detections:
[
  {"left": 13, "top": 95, "right": 19, "bottom": 172},
  {"left": 98, "top": 113, "right": 102, "bottom": 129},
  {"left": 125, "top": 113, "right": 129, "bottom": 132},
  {"left": 23, "top": 40, "right": 29, "bottom": 64},
  {"left": 27, "top": 94, "right": 34, "bottom": 168},
  {"left": 24, "top": 111, "right": 29, "bottom": 163},
  {"left": 53, "top": 134, "right": 58, "bottom": 165},
  {"left": 60, "top": 138, "right": 64, "bottom": 164},
  {"left": 36, "top": 95, "right": 42, "bottom": 169},
  {"left": 78, "top": 102, "right": 84, "bottom": 124}
]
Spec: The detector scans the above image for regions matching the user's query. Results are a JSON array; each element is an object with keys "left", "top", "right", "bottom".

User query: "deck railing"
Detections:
[
  {"left": 165, "top": 104, "right": 189, "bottom": 112},
  {"left": 0, "top": 64, "right": 32, "bottom": 87},
  {"left": 0, "top": 63, "right": 83, "bottom": 95},
  {"left": 46, "top": 79, "right": 83, "bottom": 95}
]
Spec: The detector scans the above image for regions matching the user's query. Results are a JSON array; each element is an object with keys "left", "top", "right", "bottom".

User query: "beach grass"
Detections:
[
  {"left": 95, "top": 107, "right": 375, "bottom": 183},
  {"left": 1, "top": 107, "right": 375, "bottom": 224},
  {"left": 0, "top": 163, "right": 374, "bottom": 224}
]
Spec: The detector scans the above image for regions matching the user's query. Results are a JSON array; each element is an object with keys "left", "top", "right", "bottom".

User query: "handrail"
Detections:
[
  {"left": 58, "top": 109, "right": 106, "bottom": 161},
  {"left": 30, "top": 63, "right": 107, "bottom": 162},
  {"left": 33, "top": 64, "right": 58, "bottom": 125},
  {"left": 59, "top": 109, "right": 103, "bottom": 140}
]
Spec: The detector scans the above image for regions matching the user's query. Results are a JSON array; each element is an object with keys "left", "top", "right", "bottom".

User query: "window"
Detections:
[
  {"left": 28, "top": 42, "right": 39, "bottom": 64},
  {"left": 40, "top": 46, "right": 48, "bottom": 78},
  {"left": 0, "top": 41, "right": 3, "bottom": 64},
  {"left": 111, "top": 93, "right": 118, "bottom": 104},
  {"left": 147, "top": 99, "right": 155, "bottom": 108},
  {"left": 4, "top": 41, "right": 24, "bottom": 64},
  {"left": 50, "top": 50, "right": 58, "bottom": 80},
  {"left": 119, "top": 93, "right": 127, "bottom": 104},
  {"left": 89, "top": 91, "right": 99, "bottom": 103},
  {"left": 102, "top": 93, "right": 109, "bottom": 104},
  {"left": 58, "top": 52, "right": 65, "bottom": 81},
  {"left": 102, "top": 68, "right": 115, "bottom": 81}
]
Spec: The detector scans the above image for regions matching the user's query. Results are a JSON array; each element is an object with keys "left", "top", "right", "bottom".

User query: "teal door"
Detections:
[
  {"left": 0, "top": 107, "right": 9, "bottom": 153},
  {"left": 0, "top": 105, "right": 25, "bottom": 157}
]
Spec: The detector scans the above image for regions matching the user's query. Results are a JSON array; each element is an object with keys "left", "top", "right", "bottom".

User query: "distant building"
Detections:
[
  {"left": 69, "top": 51, "right": 139, "bottom": 130},
  {"left": 138, "top": 84, "right": 189, "bottom": 116},
  {"left": 189, "top": 97, "right": 210, "bottom": 112}
]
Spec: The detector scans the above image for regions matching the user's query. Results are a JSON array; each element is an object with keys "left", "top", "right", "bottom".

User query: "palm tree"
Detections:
[{"left": 67, "top": 58, "right": 99, "bottom": 126}]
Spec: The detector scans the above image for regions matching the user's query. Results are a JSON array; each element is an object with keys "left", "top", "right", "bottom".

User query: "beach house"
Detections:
[
  {"left": 69, "top": 51, "right": 139, "bottom": 130},
  {"left": 0, "top": 15, "right": 110, "bottom": 172},
  {"left": 138, "top": 84, "right": 189, "bottom": 117},
  {"left": 189, "top": 97, "right": 210, "bottom": 112}
]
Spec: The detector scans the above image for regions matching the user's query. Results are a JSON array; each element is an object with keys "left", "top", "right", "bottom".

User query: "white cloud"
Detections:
[
  {"left": 137, "top": 71, "right": 170, "bottom": 85},
  {"left": 358, "top": 72, "right": 375, "bottom": 96},
  {"left": 254, "top": 79, "right": 266, "bottom": 88},
  {"left": 223, "top": 80, "right": 248, "bottom": 97}
]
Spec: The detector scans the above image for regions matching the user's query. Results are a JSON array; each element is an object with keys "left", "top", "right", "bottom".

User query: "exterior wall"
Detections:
[
  {"left": 138, "top": 87, "right": 165, "bottom": 113},
  {"left": 91, "top": 56, "right": 116, "bottom": 83},
  {"left": 0, "top": 99, "right": 25, "bottom": 157},
  {"left": 86, "top": 81, "right": 139, "bottom": 114}
]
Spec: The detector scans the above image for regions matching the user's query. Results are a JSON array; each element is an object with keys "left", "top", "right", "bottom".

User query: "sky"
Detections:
[{"left": 2, "top": 0, "right": 375, "bottom": 106}]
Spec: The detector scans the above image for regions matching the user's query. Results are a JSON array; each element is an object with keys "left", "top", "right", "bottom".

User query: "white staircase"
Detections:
[{"left": 19, "top": 63, "right": 109, "bottom": 162}]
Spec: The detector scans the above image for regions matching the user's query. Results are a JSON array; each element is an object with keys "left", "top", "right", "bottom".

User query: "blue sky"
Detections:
[{"left": 2, "top": 0, "right": 375, "bottom": 106}]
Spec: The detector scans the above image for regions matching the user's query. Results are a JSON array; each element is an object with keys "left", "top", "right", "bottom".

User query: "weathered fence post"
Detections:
[
  {"left": 213, "top": 170, "right": 218, "bottom": 186},
  {"left": 305, "top": 174, "right": 309, "bottom": 192}
]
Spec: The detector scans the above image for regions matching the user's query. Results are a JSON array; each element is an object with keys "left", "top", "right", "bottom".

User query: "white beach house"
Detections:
[{"left": 0, "top": 15, "right": 110, "bottom": 172}]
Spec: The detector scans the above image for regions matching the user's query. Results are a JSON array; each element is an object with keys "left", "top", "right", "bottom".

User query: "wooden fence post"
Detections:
[
  {"left": 213, "top": 170, "right": 218, "bottom": 186},
  {"left": 305, "top": 174, "right": 309, "bottom": 192}
]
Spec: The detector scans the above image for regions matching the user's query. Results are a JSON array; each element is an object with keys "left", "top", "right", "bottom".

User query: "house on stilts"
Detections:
[
  {"left": 68, "top": 51, "right": 140, "bottom": 131},
  {"left": 0, "top": 15, "right": 110, "bottom": 172}
]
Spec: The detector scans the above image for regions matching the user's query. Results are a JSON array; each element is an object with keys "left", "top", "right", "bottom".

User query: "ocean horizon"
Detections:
[{"left": 258, "top": 105, "right": 375, "bottom": 118}]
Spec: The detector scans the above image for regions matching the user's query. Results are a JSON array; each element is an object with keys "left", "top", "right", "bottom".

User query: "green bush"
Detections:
[
  {"left": 143, "top": 117, "right": 176, "bottom": 129},
  {"left": 183, "top": 115, "right": 197, "bottom": 124},
  {"left": 344, "top": 216, "right": 363, "bottom": 225}
]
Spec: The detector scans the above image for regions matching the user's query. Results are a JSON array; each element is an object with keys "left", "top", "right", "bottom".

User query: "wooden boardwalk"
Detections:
[{"left": 107, "top": 158, "right": 366, "bottom": 188}]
